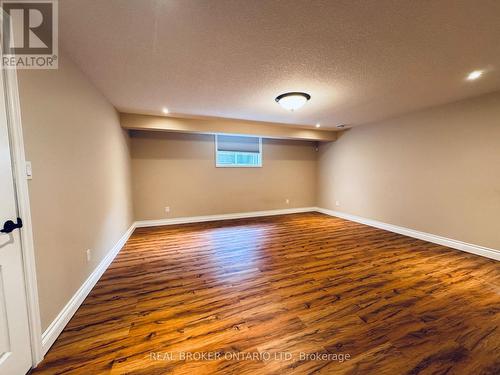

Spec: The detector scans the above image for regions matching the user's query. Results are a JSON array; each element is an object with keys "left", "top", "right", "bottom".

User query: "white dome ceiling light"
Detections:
[{"left": 275, "top": 92, "right": 311, "bottom": 111}]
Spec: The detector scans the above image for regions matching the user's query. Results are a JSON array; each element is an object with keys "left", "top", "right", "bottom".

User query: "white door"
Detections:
[{"left": 0, "top": 63, "right": 32, "bottom": 373}]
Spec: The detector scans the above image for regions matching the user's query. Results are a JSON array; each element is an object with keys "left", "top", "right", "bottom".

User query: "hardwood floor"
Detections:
[{"left": 32, "top": 212, "right": 500, "bottom": 374}]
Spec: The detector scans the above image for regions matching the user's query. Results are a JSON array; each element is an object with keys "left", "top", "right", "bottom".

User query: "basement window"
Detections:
[{"left": 215, "top": 134, "right": 262, "bottom": 167}]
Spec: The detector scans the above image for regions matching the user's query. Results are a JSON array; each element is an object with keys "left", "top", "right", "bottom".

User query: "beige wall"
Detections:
[
  {"left": 121, "top": 113, "right": 337, "bottom": 141},
  {"left": 318, "top": 91, "right": 500, "bottom": 250},
  {"left": 18, "top": 52, "right": 134, "bottom": 331},
  {"left": 131, "top": 131, "right": 317, "bottom": 220}
]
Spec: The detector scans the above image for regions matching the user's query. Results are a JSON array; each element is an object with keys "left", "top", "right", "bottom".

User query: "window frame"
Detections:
[{"left": 215, "top": 134, "right": 263, "bottom": 168}]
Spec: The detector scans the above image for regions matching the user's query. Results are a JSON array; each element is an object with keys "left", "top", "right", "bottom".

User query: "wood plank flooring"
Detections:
[{"left": 31, "top": 212, "right": 500, "bottom": 374}]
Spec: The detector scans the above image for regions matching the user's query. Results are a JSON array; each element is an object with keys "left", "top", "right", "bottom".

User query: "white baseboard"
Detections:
[
  {"left": 316, "top": 207, "right": 500, "bottom": 261},
  {"left": 135, "top": 207, "right": 317, "bottom": 228},
  {"left": 41, "top": 223, "right": 136, "bottom": 355}
]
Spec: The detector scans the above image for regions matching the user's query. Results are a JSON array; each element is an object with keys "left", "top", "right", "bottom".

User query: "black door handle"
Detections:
[{"left": 1, "top": 218, "right": 23, "bottom": 234}]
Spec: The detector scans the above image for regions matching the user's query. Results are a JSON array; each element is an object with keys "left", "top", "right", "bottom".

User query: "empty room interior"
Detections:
[{"left": 0, "top": 1, "right": 499, "bottom": 374}]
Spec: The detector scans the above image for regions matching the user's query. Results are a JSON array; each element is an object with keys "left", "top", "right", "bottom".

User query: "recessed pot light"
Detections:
[
  {"left": 315, "top": 123, "right": 321, "bottom": 128},
  {"left": 466, "top": 70, "right": 483, "bottom": 81},
  {"left": 275, "top": 92, "right": 311, "bottom": 111},
  {"left": 162, "top": 107, "right": 169, "bottom": 114}
]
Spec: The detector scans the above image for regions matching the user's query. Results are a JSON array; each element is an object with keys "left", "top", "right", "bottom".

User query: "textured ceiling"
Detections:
[{"left": 60, "top": 0, "right": 500, "bottom": 128}]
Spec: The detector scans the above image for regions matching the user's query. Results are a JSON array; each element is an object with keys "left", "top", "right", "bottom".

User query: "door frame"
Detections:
[{"left": 2, "top": 64, "right": 43, "bottom": 366}]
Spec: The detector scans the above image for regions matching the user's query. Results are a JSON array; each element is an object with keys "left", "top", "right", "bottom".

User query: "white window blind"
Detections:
[{"left": 215, "top": 135, "right": 262, "bottom": 167}]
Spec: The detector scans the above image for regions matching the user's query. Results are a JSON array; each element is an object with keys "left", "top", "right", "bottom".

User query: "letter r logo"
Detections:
[{"left": 1, "top": 1, "right": 54, "bottom": 54}]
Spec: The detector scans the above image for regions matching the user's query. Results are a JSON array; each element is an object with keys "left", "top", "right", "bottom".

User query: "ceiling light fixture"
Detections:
[
  {"left": 315, "top": 123, "right": 321, "bottom": 128},
  {"left": 466, "top": 70, "right": 483, "bottom": 81},
  {"left": 336, "top": 124, "right": 346, "bottom": 129},
  {"left": 275, "top": 92, "right": 311, "bottom": 111},
  {"left": 162, "top": 107, "right": 169, "bottom": 114}
]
